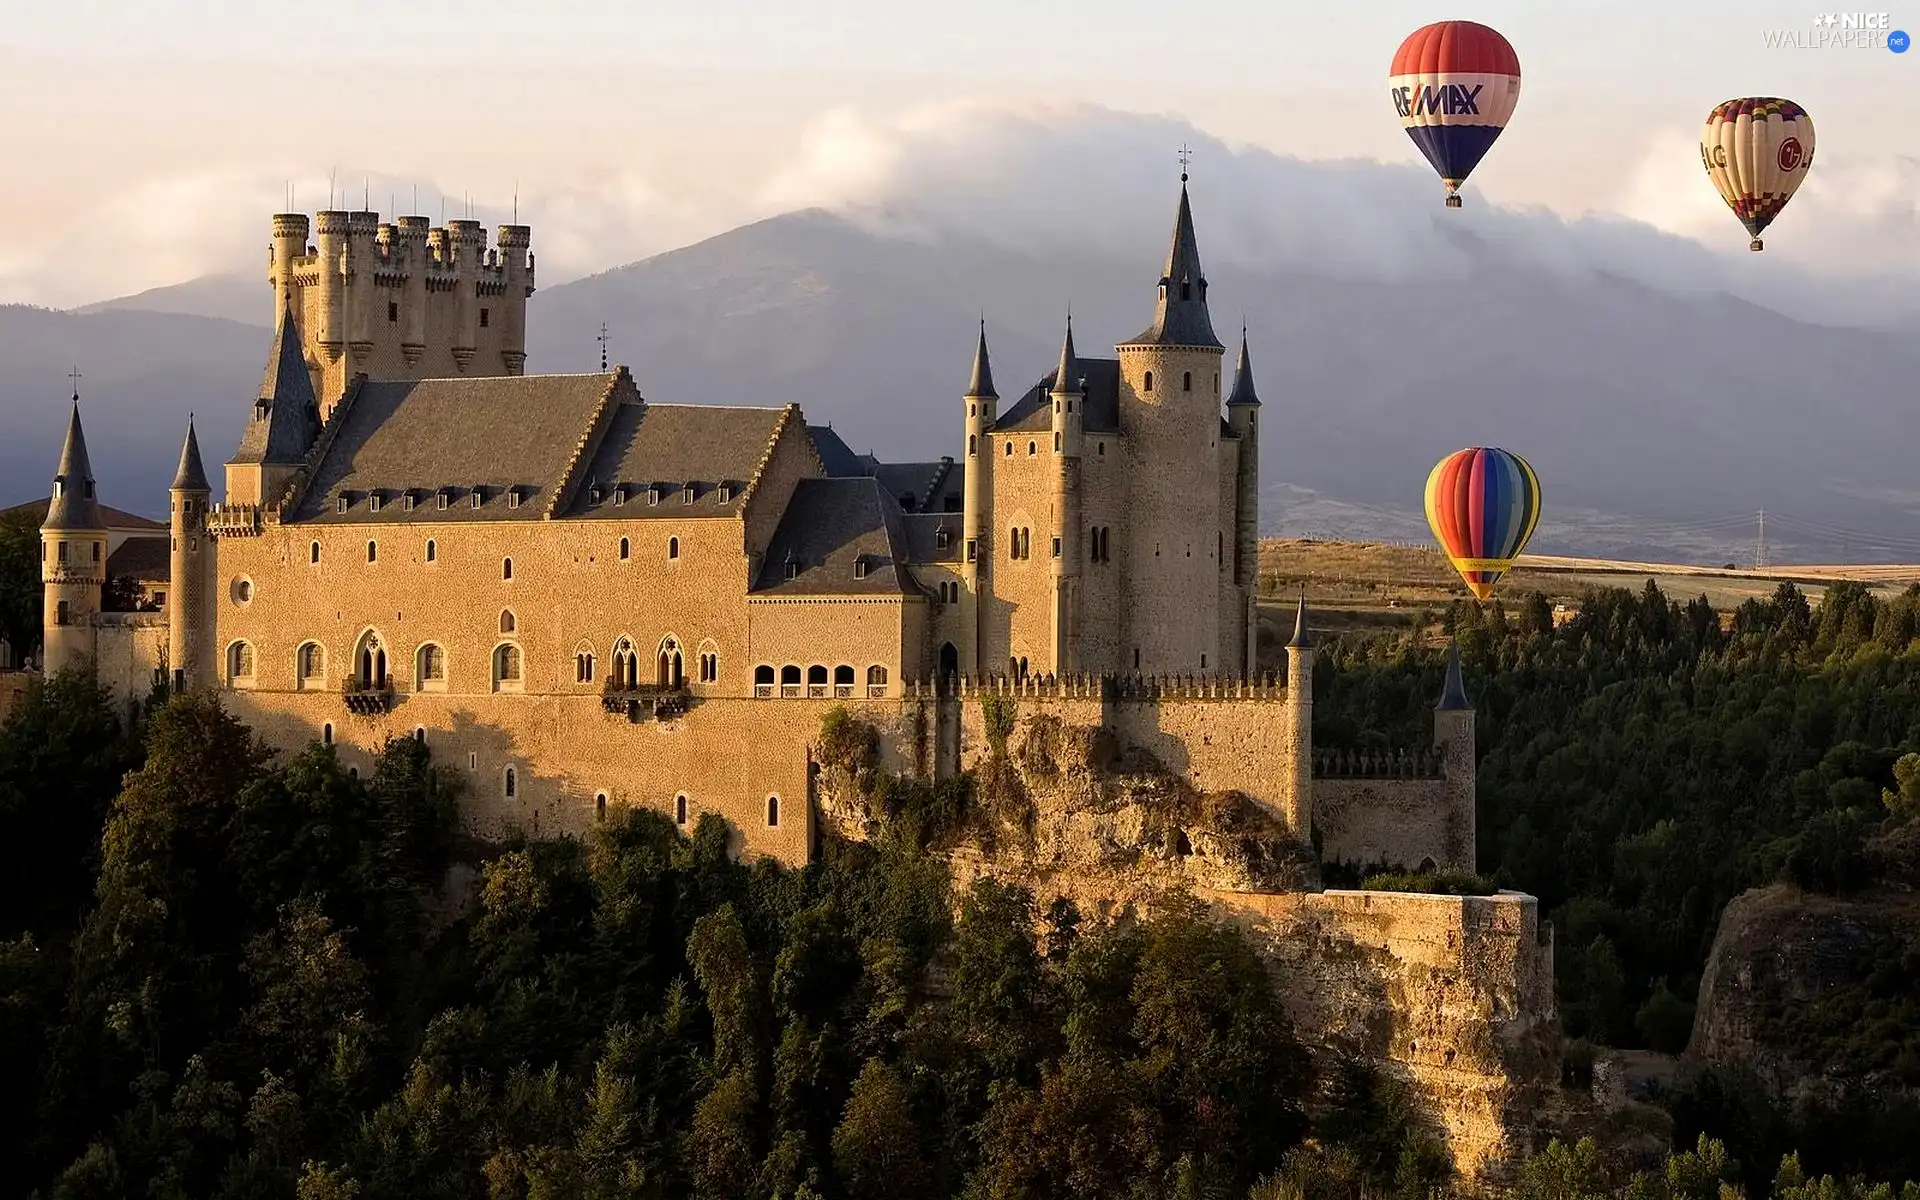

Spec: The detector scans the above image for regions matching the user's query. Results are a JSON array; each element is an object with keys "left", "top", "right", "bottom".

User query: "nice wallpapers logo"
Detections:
[{"left": 1763, "top": 13, "right": 1910, "bottom": 50}]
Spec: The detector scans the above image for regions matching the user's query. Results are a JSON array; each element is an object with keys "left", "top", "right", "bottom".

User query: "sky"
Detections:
[{"left": 1, "top": 0, "right": 1914, "bottom": 307}]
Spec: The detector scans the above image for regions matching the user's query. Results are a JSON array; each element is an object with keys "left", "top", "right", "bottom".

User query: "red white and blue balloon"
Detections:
[{"left": 1389, "top": 21, "right": 1522, "bottom": 207}]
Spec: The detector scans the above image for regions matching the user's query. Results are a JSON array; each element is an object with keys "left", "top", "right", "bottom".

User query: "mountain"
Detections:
[
  {"left": 75, "top": 272, "right": 262, "bottom": 327},
  {"left": 21, "top": 209, "right": 1920, "bottom": 561}
]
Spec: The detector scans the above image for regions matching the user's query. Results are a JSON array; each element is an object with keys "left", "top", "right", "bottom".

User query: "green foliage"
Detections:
[
  {"left": 1357, "top": 870, "right": 1497, "bottom": 896},
  {"left": 981, "top": 693, "right": 1017, "bottom": 756},
  {"left": 818, "top": 706, "right": 881, "bottom": 785},
  {"left": 0, "top": 505, "right": 41, "bottom": 656}
]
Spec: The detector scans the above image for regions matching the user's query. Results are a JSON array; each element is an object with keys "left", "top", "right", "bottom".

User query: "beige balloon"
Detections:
[{"left": 1701, "top": 98, "right": 1815, "bottom": 251}]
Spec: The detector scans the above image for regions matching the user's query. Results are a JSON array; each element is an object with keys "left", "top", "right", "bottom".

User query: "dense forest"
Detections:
[{"left": 1, "top": 576, "right": 1918, "bottom": 1196}]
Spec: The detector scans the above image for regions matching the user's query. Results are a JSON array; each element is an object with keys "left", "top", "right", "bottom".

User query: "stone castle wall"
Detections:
[{"left": 1315, "top": 776, "right": 1471, "bottom": 874}]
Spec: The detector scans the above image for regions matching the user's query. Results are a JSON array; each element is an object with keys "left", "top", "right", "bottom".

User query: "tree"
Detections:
[{"left": 831, "top": 1058, "right": 929, "bottom": 1200}]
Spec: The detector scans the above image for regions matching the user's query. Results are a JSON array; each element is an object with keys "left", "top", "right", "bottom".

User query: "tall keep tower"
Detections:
[
  {"left": 267, "top": 208, "right": 534, "bottom": 415},
  {"left": 40, "top": 399, "right": 107, "bottom": 675},
  {"left": 959, "top": 323, "right": 998, "bottom": 676},
  {"left": 1115, "top": 181, "right": 1228, "bottom": 673},
  {"left": 169, "top": 417, "right": 212, "bottom": 693},
  {"left": 1225, "top": 328, "right": 1262, "bottom": 675},
  {"left": 1048, "top": 319, "right": 1085, "bottom": 673}
]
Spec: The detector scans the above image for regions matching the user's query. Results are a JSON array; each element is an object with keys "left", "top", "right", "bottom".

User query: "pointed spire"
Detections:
[
  {"left": 1050, "top": 315, "right": 1081, "bottom": 395},
  {"left": 44, "top": 398, "right": 106, "bottom": 531},
  {"left": 171, "top": 414, "right": 210, "bottom": 493},
  {"left": 1227, "top": 324, "right": 1261, "bottom": 407},
  {"left": 232, "top": 302, "right": 322, "bottom": 466},
  {"left": 1436, "top": 639, "right": 1473, "bottom": 710},
  {"left": 966, "top": 318, "right": 998, "bottom": 399},
  {"left": 1127, "top": 183, "right": 1223, "bottom": 350},
  {"left": 1288, "top": 594, "right": 1312, "bottom": 649}
]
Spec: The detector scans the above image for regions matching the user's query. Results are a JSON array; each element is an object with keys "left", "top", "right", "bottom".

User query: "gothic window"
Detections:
[
  {"left": 766, "top": 795, "right": 780, "bottom": 827},
  {"left": 426, "top": 539, "right": 437, "bottom": 562},
  {"left": 493, "top": 643, "right": 522, "bottom": 689},
  {"left": 388, "top": 301, "right": 399, "bottom": 323},
  {"left": 1089, "top": 528, "right": 1099, "bottom": 562},
  {"left": 699, "top": 650, "right": 718, "bottom": 683},
  {"left": 353, "top": 631, "right": 388, "bottom": 688},
  {"left": 657, "top": 636, "right": 684, "bottom": 688},
  {"left": 297, "top": 642, "right": 326, "bottom": 686},
  {"left": 1144, "top": 371, "right": 1153, "bottom": 392},
  {"left": 416, "top": 643, "right": 446, "bottom": 687},
  {"left": 1181, "top": 280, "right": 1191, "bottom": 301},
  {"left": 676, "top": 794, "right": 688, "bottom": 825},
  {"left": 415, "top": 727, "right": 427, "bottom": 744},
  {"left": 619, "top": 537, "right": 630, "bottom": 560},
  {"left": 500, "top": 610, "right": 516, "bottom": 634},
  {"left": 668, "top": 537, "right": 680, "bottom": 560},
  {"left": 1101, "top": 527, "right": 1111, "bottom": 562},
  {"left": 227, "top": 641, "right": 255, "bottom": 684},
  {"left": 1183, "top": 371, "right": 1192, "bottom": 392},
  {"left": 1009, "top": 526, "right": 1019, "bottom": 561},
  {"left": 1021, "top": 528, "right": 1031, "bottom": 559},
  {"left": 575, "top": 647, "right": 596, "bottom": 684},
  {"left": 613, "top": 638, "right": 638, "bottom": 688}
]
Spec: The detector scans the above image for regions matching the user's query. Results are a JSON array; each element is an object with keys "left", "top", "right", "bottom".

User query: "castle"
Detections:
[
  {"left": 29, "top": 182, "right": 1482, "bottom": 870},
  {"left": 24, "top": 182, "right": 1560, "bottom": 1180}
]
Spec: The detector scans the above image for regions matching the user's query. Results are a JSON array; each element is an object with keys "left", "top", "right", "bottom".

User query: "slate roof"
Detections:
[
  {"left": 993, "top": 357, "right": 1121, "bottom": 435},
  {"left": 1123, "top": 185, "right": 1224, "bottom": 350},
  {"left": 106, "top": 536, "right": 170, "bottom": 583},
  {"left": 873, "top": 460, "right": 963, "bottom": 514},
  {"left": 901, "top": 512, "right": 964, "bottom": 564},
  {"left": 1227, "top": 328, "right": 1261, "bottom": 408},
  {"left": 43, "top": 402, "right": 106, "bottom": 531},
  {"left": 2, "top": 497, "right": 163, "bottom": 532},
  {"left": 172, "top": 417, "right": 210, "bottom": 491},
  {"left": 291, "top": 372, "right": 622, "bottom": 523},
  {"left": 808, "top": 425, "right": 869, "bottom": 477},
  {"left": 231, "top": 305, "right": 322, "bottom": 467},
  {"left": 966, "top": 322, "right": 998, "bottom": 398},
  {"left": 751, "top": 477, "right": 923, "bottom": 597},
  {"left": 1436, "top": 640, "right": 1473, "bottom": 710},
  {"left": 569, "top": 402, "right": 789, "bottom": 520}
]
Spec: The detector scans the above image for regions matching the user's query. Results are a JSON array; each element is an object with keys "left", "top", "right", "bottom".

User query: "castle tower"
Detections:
[
  {"left": 960, "top": 321, "right": 998, "bottom": 676},
  {"left": 312, "top": 209, "right": 349, "bottom": 362},
  {"left": 40, "top": 399, "right": 107, "bottom": 675},
  {"left": 497, "top": 224, "right": 533, "bottom": 375},
  {"left": 344, "top": 210, "right": 380, "bottom": 361},
  {"left": 168, "top": 416, "right": 212, "bottom": 693},
  {"left": 1115, "top": 182, "right": 1228, "bottom": 674},
  {"left": 1434, "top": 640, "right": 1479, "bottom": 871},
  {"left": 269, "top": 212, "right": 309, "bottom": 323},
  {"left": 447, "top": 219, "right": 486, "bottom": 373},
  {"left": 395, "top": 216, "right": 430, "bottom": 366},
  {"left": 1283, "top": 596, "right": 1314, "bottom": 834},
  {"left": 1049, "top": 318, "right": 1085, "bottom": 673},
  {"left": 227, "top": 303, "right": 323, "bottom": 507},
  {"left": 1225, "top": 327, "right": 1262, "bottom": 676}
]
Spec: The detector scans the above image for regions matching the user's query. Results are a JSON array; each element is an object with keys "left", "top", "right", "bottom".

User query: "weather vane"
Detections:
[
  {"left": 598, "top": 323, "right": 609, "bottom": 372},
  {"left": 67, "top": 366, "right": 82, "bottom": 399},
  {"left": 1178, "top": 144, "right": 1192, "bottom": 183}
]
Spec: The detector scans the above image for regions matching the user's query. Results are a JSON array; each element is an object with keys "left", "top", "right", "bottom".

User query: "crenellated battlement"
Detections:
[
  {"left": 1314, "top": 746, "right": 1447, "bottom": 779},
  {"left": 898, "top": 671, "right": 1292, "bottom": 700}
]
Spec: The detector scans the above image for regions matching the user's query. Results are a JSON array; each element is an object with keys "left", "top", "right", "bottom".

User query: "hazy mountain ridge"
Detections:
[{"left": 10, "top": 208, "right": 1920, "bottom": 562}]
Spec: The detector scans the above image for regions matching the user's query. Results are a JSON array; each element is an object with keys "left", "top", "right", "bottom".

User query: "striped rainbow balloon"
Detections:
[
  {"left": 1424, "top": 447, "right": 1543, "bottom": 602},
  {"left": 1389, "top": 21, "right": 1522, "bottom": 207}
]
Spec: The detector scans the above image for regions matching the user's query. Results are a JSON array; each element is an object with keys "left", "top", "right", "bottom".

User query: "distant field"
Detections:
[{"left": 1252, "top": 539, "right": 1920, "bottom": 650}]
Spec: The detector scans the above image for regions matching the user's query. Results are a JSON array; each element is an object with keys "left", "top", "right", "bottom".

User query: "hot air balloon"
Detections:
[
  {"left": 1424, "top": 447, "right": 1542, "bottom": 602},
  {"left": 1701, "top": 97, "right": 1814, "bottom": 251},
  {"left": 1389, "top": 21, "right": 1522, "bottom": 207}
]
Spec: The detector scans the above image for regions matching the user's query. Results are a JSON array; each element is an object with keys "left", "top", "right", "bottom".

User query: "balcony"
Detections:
[
  {"left": 341, "top": 677, "right": 396, "bottom": 715},
  {"left": 601, "top": 680, "right": 691, "bottom": 722}
]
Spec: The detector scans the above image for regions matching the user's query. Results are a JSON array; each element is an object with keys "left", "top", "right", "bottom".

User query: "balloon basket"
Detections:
[
  {"left": 1445, "top": 194, "right": 1463, "bottom": 209},
  {"left": 1750, "top": 238, "right": 1764, "bottom": 252}
]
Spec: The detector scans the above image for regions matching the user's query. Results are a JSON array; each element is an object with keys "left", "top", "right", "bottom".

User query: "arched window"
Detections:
[
  {"left": 575, "top": 648, "right": 595, "bottom": 684},
  {"left": 833, "top": 664, "right": 854, "bottom": 695},
  {"left": 1021, "top": 528, "right": 1031, "bottom": 559},
  {"left": 416, "top": 643, "right": 446, "bottom": 689},
  {"left": 780, "top": 664, "right": 801, "bottom": 694},
  {"left": 806, "top": 664, "right": 828, "bottom": 697},
  {"left": 755, "top": 664, "right": 775, "bottom": 696},
  {"left": 414, "top": 727, "right": 427, "bottom": 744},
  {"left": 867, "top": 665, "right": 888, "bottom": 696},
  {"left": 310, "top": 541, "right": 321, "bottom": 564},
  {"left": 1019, "top": 656, "right": 1029, "bottom": 679},
  {"left": 1004, "top": 442, "right": 1012, "bottom": 457},
  {"left": 366, "top": 540, "right": 377, "bottom": 563},
  {"left": 657, "top": 636, "right": 684, "bottom": 688},
  {"left": 494, "top": 643, "right": 522, "bottom": 690},
  {"left": 502, "top": 557, "right": 512, "bottom": 580},
  {"left": 227, "top": 641, "right": 255, "bottom": 684},
  {"left": 766, "top": 795, "right": 780, "bottom": 827},
  {"left": 613, "top": 638, "right": 638, "bottom": 688},
  {"left": 425, "top": 539, "right": 437, "bottom": 563},
  {"left": 353, "top": 631, "right": 388, "bottom": 688},
  {"left": 596, "top": 793, "right": 608, "bottom": 822},
  {"left": 297, "top": 641, "right": 326, "bottom": 687},
  {"left": 322, "top": 723, "right": 333, "bottom": 746},
  {"left": 968, "top": 434, "right": 976, "bottom": 456},
  {"left": 1144, "top": 370, "right": 1154, "bottom": 393},
  {"left": 697, "top": 641, "right": 719, "bottom": 684},
  {"left": 668, "top": 537, "right": 680, "bottom": 560},
  {"left": 1027, "top": 440, "right": 1037, "bottom": 456},
  {"left": 676, "top": 793, "right": 689, "bottom": 825},
  {"left": 619, "top": 537, "right": 630, "bottom": 561},
  {"left": 1183, "top": 371, "right": 1192, "bottom": 392},
  {"left": 1054, "top": 432, "right": 1061, "bottom": 451},
  {"left": 500, "top": 610, "right": 516, "bottom": 634},
  {"left": 348, "top": 765, "right": 359, "bottom": 780},
  {"left": 504, "top": 767, "right": 517, "bottom": 799}
]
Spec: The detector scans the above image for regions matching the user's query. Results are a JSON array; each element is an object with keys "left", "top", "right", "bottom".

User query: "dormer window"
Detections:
[
  {"left": 337, "top": 495, "right": 349, "bottom": 513},
  {"left": 506, "top": 488, "right": 521, "bottom": 510},
  {"left": 899, "top": 494, "right": 916, "bottom": 512},
  {"left": 402, "top": 492, "right": 416, "bottom": 511},
  {"left": 368, "top": 492, "right": 383, "bottom": 513},
  {"left": 470, "top": 487, "right": 483, "bottom": 509},
  {"left": 853, "top": 557, "right": 870, "bottom": 580},
  {"left": 437, "top": 489, "right": 449, "bottom": 511},
  {"left": 784, "top": 557, "right": 800, "bottom": 581},
  {"left": 935, "top": 528, "right": 950, "bottom": 549},
  {"left": 682, "top": 483, "right": 695, "bottom": 504},
  {"left": 717, "top": 485, "right": 732, "bottom": 504},
  {"left": 613, "top": 486, "right": 626, "bottom": 506},
  {"left": 255, "top": 400, "right": 270, "bottom": 420},
  {"left": 647, "top": 487, "right": 661, "bottom": 506}
]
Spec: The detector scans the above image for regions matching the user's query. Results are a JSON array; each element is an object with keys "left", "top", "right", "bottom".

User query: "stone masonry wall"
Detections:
[{"left": 1316, "top": 778, "right": 1470, "bottom": 874}]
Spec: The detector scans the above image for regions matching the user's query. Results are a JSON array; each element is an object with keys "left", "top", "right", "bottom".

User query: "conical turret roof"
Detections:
[
  {"left": 1226, "top": 326, "right": 1261, "bottom": 407},
  {"left": 1436, "top": 640, "right": 1473, "bottom": 710},
  {"left": 1288, "top": 595, "right": 1312, "bottom": 648},
  {"left": 1127, "top": 185, "right": 1223, "bottom": 350},
  {"left": 966, "top": 320, "right": 998, "bottom": 399},
  {"left": 172, "top": 414, "right": 210, "bottom": 492},
  {"left": 231, "top": 303, "right": 321, "bottom": 466},
  {"left": 43, "top": 398, "right": 106, "bottom": 531},
  {"left": 1050, "top": 316, "right": 1082, "bottom": 394}
]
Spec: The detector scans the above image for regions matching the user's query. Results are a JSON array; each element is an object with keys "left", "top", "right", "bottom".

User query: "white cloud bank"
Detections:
[{"left": 10, "top": 99, "right": 1918, "bottom": 329}]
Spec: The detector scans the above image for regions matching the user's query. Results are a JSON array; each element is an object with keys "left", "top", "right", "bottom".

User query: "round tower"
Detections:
[
  {"left": 40, "top": 399, "right": 107, "bottom": 676},
  {"left": 270, "top": 213, "right": 309, "bottom": 323},
  {"left": 1049, "top": 319, "right": 1085, "bottom": 673},
  {"left": 1283, "top": 596, "right": 1315, "bottom": 835},
  {"left": 1115, "top": 181, "right": 1227, "bottom": 674},
  {"left": 396, "top": 216, "right": 430, "bottom": 365},
  {"left": 312, "top": 210, "right": 350, "bottom": 353},
  {"left": 345, "top": 210, "right": 380, "bottom": 357},
  {"left": 168, "top": 416, "right": 213, "bottom": 694},
  {"left": 1433, "top": 639, "right": 1479, "bottom": 872},
  {"left": 497, "top": 224, "right": 533, "bottom": 375},
  {"left": 447, "top": 219, "right": 486, "bottom": 372},
  {"left": 1226, "top": 327, "right": 1263, "bottom": 675},
  {"left": 960, "top": 321, "right": 998, "bottom": 677}
]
